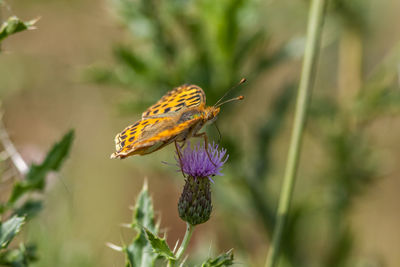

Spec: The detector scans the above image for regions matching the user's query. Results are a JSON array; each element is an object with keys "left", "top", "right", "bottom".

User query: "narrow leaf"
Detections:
[
  {"left": 0, "top": 16, "right": 38, "bottom": 42},
  {"left": 113, "top": 45, "right": 148, "bottom": 74},
  {"left": 201, "top": 249, "right": 234, "bottom": 267},
  {"left": 0, "top": 216, "right": 25, "bottom": 249},
  {"left": 13, "top": 200, "right": 43, "bottom": 219},
  {"left": 144, "top": 228, "right": 175, "bottom": 260},
  {"left": 8, "top": 130, "right": 74, "bottom": 204}
]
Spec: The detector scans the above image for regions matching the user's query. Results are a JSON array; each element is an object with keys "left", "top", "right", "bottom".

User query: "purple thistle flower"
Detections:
[{"left": 176, "top": 142, "right": 229, "bottom": 179}]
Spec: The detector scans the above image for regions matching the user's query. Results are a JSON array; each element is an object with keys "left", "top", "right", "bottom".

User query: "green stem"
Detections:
[
  {"left": 176, "top": 223, "right": 194, "bottom": 259},
  {"left": 264, "top": 0, "right": 328, "bottom": 267},
  {"left": 169, "top": 222, "right": 195, "bottom": 266}
]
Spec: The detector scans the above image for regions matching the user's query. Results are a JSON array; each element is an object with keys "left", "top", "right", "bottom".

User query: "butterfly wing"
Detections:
[
  {"left": 111, "top": 117, "right": 171, "bottom": 159},
  {"left": 112, "top": 84, "right": 207, "bottom": 159},
  {"left": 142, "top": 84, "right": 206, "bottom": 118},
  {"left": 111, "top": 115, "right": 202, "bottom": 159}
]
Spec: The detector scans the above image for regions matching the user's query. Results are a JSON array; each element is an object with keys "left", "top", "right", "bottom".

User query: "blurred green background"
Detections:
[{"left": 1, "top": 0, "right": 400, "bottom": 266}]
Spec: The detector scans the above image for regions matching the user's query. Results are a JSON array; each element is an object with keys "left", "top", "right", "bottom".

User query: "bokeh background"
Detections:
[{"left": 1, "top": 0, "right": 400, "bottom": 266}]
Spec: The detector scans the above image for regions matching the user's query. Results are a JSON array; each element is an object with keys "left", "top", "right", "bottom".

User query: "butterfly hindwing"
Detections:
[
  {"left": 142, "top": 84, "right": 206, "bottom": 118},
  {"left": 113, "top": 117, "right": 170, "bottom": 156},
  {"left": 137, "top": 117, "right": 201, "bottom": 145},
  {"left": 112, "top": 115, "right": 202, "bottom": 158}
]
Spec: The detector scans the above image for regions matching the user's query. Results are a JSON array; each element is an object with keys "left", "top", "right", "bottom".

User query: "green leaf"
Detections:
[
  {"left": 124, "top": 181, "right": 158, "bottom": 267},
  {"left": 0, "top": 216, "right": 25, "bottom": 249},
  {"left": 132, "top": 181, "right": 156, "bottom": 232},
  {"left": 13, "top": 200, "right": 43, "bottom": 220},
  {"left": 0, "top": 16, "right": 38, "bottom": 42},
  {"left": 8, "top": 130, "right": 75, "bottom": 204},
  {"left": 0, "top": 243, "right": 37, "bottom": 266},
  {"left": 144, "top": 228, "right": 175, "bottom": 260},
  {"left": 113, "top": 45, "right": 148, "bottom": 74},
  {"left": 201, "top": 250, "right": 234, "bottom": 267}
]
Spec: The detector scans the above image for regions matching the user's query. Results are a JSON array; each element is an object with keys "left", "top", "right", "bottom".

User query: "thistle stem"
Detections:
[
  {"left": 168, "top": 223, "right": 194, "bottom": 266},
  {"left": 176, "top": 222, "right": 195, "bottom": 260},
  {"left": 264, "top": 0, "right": 328, "bottom": 267}
]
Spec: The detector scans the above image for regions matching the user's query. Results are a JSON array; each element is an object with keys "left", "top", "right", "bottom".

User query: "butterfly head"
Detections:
[
  {"left": 204, "top": 78, "right": 246, "bottom": 124},
  {"left": 203, "top": 106, "right": 220, "bottom": 124}
]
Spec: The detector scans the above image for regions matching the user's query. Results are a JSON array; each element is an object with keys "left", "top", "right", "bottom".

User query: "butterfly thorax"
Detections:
[{"left": 173, "top": 107, "right": 219, "bottom": 143}]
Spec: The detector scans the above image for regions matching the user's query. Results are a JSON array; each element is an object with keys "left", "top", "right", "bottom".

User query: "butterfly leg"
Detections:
[
  {"left": 175, "top": 140, "right": 186, "bottom": 178},
  {"left": 193, "top": 132, "right": 217, "bottom": 167}
]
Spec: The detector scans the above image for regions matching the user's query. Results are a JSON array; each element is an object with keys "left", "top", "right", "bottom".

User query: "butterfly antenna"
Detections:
[
  {"left": 215, "top": 95, "right": 244, "bottom": 108},
  {"left": 214, "top": 78, "right": 247, "bottom": 107}
]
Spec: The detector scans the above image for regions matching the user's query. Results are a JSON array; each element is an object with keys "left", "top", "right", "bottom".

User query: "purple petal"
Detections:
[{"left": 175, "top": 141, "right": 228, "bottom": 178}]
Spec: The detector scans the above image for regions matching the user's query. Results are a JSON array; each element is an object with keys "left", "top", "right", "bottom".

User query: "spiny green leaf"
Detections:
[
  {"left": 201, "top": 249, "right": 234, "bottom": 267},
  {"left": 0, "top": 216, "right": 25, "bottom": 249},
  {"left": 8, "top": 130, "right": 74, "bottom": 204},
  {"left": 125, "top": 232, "right": 157, "bottom": 267},
  {"left": 0, "top": 16, "right": 38, "bottom": 42},
  {"left": 132, "top": 181, "right": 156, "bottom": 232},
  {"left": 124, "top": 181, "right": 158, "bottom": 267},
  {"left": 144, "top": 228, "right": 175, "bottom": 260}
]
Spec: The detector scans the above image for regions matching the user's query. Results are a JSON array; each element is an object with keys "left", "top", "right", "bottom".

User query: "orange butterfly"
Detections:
[{"left": 110, "top": 79, "right": 245, "bottom": 160}]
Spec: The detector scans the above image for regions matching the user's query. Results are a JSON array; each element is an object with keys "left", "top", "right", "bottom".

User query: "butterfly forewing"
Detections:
[{"left": 142, "top": 84, "right": 206, "bottom": 118}]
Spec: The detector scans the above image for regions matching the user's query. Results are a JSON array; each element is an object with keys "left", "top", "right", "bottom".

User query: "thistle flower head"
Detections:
[{"left": 176, "top": 142, "right": 228, "bottom": 179}]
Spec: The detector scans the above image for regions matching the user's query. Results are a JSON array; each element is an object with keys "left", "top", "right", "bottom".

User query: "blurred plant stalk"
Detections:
[
  {"left": 264, "top": 0, "right": 328, "bottom": 266},
  {"left": 0, "top": 118, "right": 29, "bottom": 176},
  {"left": 338, "top": 27, "right": 362, "bottom": 106}
]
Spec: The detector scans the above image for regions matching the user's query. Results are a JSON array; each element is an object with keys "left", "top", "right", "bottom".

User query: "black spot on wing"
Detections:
[
  {"left": 186, "top": 95, "right": 199, "bottom": 101},
  {"left": 164, "top": 107, "right": 171, "bottom": 113}
]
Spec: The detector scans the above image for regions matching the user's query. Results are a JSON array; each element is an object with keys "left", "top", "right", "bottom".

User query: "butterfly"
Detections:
[{"left": 110, "top": 79, "right": 245, "bottom": 161}]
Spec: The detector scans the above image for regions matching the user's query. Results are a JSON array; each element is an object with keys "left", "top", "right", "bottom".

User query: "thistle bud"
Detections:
[{"left": 178, "top": 176, "right": 212, "bottom": 225}]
